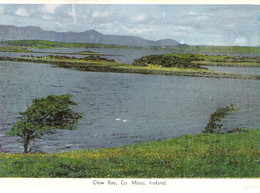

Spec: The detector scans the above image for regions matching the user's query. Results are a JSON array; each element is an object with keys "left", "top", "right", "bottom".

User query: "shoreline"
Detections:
[
  {"left": 0, "top": 56, "right": 259, "bottom": 80},
  {"left": 0, "top": 129, "right": 259, "bottom": 177}
]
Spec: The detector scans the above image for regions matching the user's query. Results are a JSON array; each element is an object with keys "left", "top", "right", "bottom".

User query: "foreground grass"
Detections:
[
  {"left": 0, "top": 129, "right": 259, "bottom": 178},
  {"left": 0, "top": 55, "right": 259, "bottom": 80}
]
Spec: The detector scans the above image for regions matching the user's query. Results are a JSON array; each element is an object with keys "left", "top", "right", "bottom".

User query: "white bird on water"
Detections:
[{"left": 115, "top": 117, "right": 127, "bottom": 122}]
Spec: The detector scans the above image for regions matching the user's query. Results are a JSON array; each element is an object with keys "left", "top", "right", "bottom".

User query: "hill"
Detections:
[{"left": 0, "top": 25, "right": 180, "bottom": 47}]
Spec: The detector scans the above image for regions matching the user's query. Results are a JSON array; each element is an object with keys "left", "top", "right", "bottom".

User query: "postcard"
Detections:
[{"left": 0, "top": 0, "right": 259, "bottom": 192}]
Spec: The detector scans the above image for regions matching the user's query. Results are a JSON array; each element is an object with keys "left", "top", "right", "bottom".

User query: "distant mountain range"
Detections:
[{"left": 0, "top": 25, "right": 180, "bottom": 47}]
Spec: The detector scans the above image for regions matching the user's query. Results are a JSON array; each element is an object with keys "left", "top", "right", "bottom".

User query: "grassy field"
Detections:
[
  {"left": 2, "top": 40, "right": 260, "bottom": 54},
  {"left": 2, "top": 40, "right": 128, "bottom": 49},
  {"left": 0, "top": 46, "right": 32, "bottom": 53},
  {"left": 169, "top": 45, "right": 260, "bottom": 54},
  {"left": 0, "top": 129, "right": 258, "bottom": 178},
  {"left": 166, "top": 53, "right": 260, "bottom": 67},
  {"left": 0, "top": 47, "right": 106, "bottom": 56},
  {"left": 0, "top": 55, "right": 259, "bottom": 80}
]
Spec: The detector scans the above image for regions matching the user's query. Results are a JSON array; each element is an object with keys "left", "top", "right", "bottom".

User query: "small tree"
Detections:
[
  {"left": 6, "top": 94, "right": 83, "bottom": 153},
  {"left": 203, "top": 104, "right": 239, "bottom": 133}
]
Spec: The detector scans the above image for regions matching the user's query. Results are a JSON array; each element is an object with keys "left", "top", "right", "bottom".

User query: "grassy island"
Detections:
[
  {"left": 134, "top": 53, "right": 260, "bottom": 68},
  {"left": 0, "top": 55, "right": 259, "bottom": 80},
  {"left": 0, "top": 129, "right": 259, "bottom": 178}
]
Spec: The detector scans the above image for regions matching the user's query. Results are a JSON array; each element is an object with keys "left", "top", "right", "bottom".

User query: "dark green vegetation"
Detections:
[
  {"left": 204, "top": 104, "right": 240, "bottom": 133},
  {"left": 0, "top": 46, "right": 32, "bottom": 53},
  {"left": 3, "top": 40, "right": 260, "bottom": 54},
  {"left": 188, "top": 53, "right": 260, "bottom": 67},
  {"left": 133, "top": 54, "right": 201, "bottom": 68},
  {"left": 0, "top": 55, "right": 259, "bottom": 80},
  {"left": 0, "top": 45, "right": 104, "bottom": 55},
  {"left": 0, "top": 40, "right": 124, "bottom": 55},
  {"left": 0, "top": 40, "right": 259, "bottom": 67},
  {"left": 134, "top": 53, "right": 260, "bottom": 67},
  {"left": 6, "top": 95, "right": 83, "bottom": 153},
  {"left": 0, "top": 129, "right": 259, "bottom": 177},
  {"left": 2, "top": 40, "right": 128, "bottom": 49},
  {"left": 168, "top": 44, "right": 260, "bottom": 54}
]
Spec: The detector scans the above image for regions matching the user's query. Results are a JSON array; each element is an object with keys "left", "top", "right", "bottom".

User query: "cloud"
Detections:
[
  {"left": 188, "top": 11, "right": 198, "bottom": 15},
  {"left": 42, "top": 4, "right": 62, "bottom": 14},
  {"left": 96, "top": 22, "right": 154, "bottom": 37},
  {"left": 93, "top": 22, "right": 124, "bottom": 34},
  {"left": 130, "top": 14, "right": 150, "bottom": 23},
  {"left": 174, "top": 25, "right": 192, "bottom": 32},
  {"left": 92, "top": 11, "right": 112, "bottom": 19},
  {"left": 0, "top": 4, "right": 258, "bottom": 46},
  {"left": 222, "top": 16, "right": 257, "bottom": 24},
  {"left": 15, "top": 7, "right": 30, "bottom": 17},
  {"left": 42, "top": 15, "right": 52, "bottom": 20},
  {"left": 127, "top": 27, "right": 154, "bottom": 34},
  {"left": 118, "top": 24, "right": 155, "bottom": 35},
  {"left": 195, "top": 15, "right": 210, "bottom": 21},
  {"left": 0, "top": 6, "right": 4, "bottom": 14},
  {"left": 69, "top": 4, "right": 77, "bottom": 25},
  {"left": 233, "top": 36, "right": 248, "bottom": 46},
  {"left": 162, "top": 12, "right": 166, "bottom": 19}
]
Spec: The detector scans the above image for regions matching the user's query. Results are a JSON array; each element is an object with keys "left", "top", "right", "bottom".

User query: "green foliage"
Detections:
[
  {"left": 146, "top": 63, "right": 162, "bottom": 69},
  {"left": 6, "top": 95, "right": 83, "bottom": 153},
  {"left": 1, "top": 55, "right": 259, "bottom": 79},
  {"left": 0, "top": 129, "right": 259, "bottom": 177},
  {"left": 0, "top": 46, "right": 30, "bottom": 53},
  {"left": 169, "top": 45, "right": 260, "bottom": 54},
  {"left": 133, "top": 54, "right": 201, "bottom": 68},
  {"left": 203, "top": 104, "right": 239, "bottom": 133},
  {"left": 4, "top": 40, "right": 127, "bottom": 49},
  {"left": 4, "top": 40, "right": 260, "bottom": 54},
  {"left": 133, "top": 53, "right": 260, "bottom": 68}
]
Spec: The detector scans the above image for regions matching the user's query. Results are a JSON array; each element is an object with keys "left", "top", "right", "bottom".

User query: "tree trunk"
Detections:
[
  {"left": 24, "top": 142, "right": 29, "bottom": 153},
  {"left": 23, "top": 137, "right": 30, "bottom": 153}
]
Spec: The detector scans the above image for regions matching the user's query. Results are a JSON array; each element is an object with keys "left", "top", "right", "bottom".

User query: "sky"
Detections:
[{"left": 0, "top": 4, "right": 259, "bottom": 46}]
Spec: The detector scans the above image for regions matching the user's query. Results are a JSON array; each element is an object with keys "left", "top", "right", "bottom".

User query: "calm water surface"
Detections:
[
  {"left": 0, "top": 61, "right": 259, "bottom": 153},
  {"left": 0, "top": 48, "right": 173, "bottom": 65}
]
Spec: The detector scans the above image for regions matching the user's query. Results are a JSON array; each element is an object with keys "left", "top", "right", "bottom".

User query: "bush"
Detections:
[
  {"left": 6, "top": 94, "right": 83, "bottom": 153},
  {"left": 133, "top": 54, "right": 201, "bottom": 68},
  {"left": 203, "top": 104, "right": 239, "bottom": 133}
]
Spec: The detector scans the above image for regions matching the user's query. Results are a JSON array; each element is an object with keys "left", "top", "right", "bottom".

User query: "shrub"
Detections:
[
  {"left": 6, "top": 94, "right": 83, "bottom": 153},
  {"left": 203, "top": 104, "right": 239, "bottom": 133},
  {"left": 133, "top": 54, "right": 201, "bottom": 68}
]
